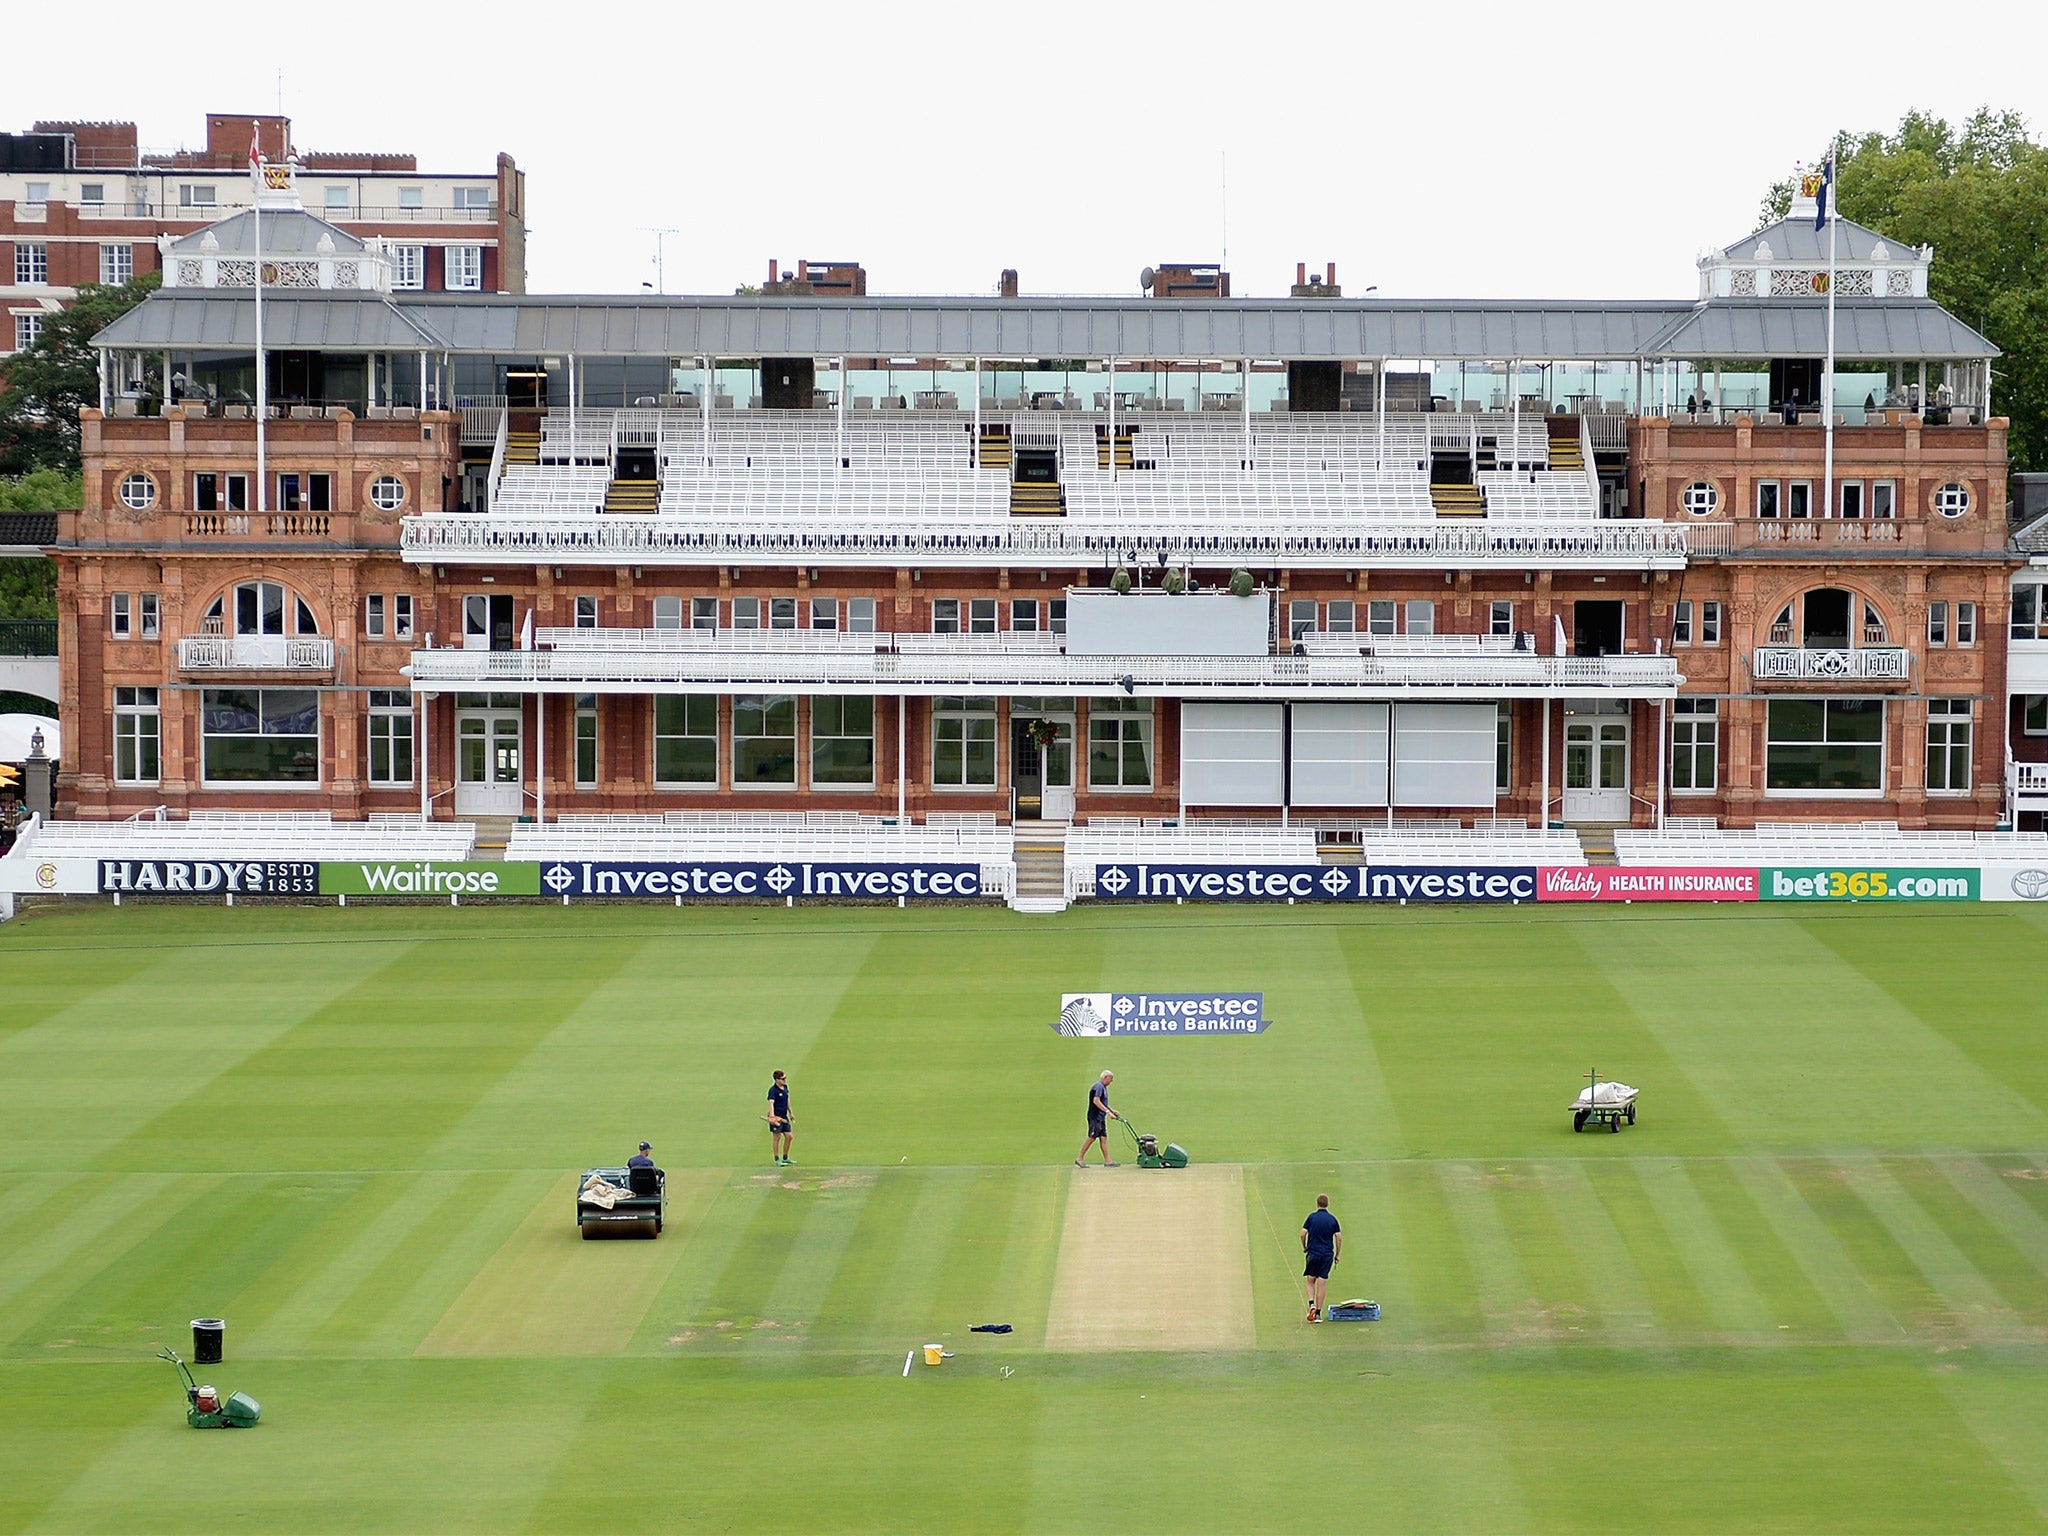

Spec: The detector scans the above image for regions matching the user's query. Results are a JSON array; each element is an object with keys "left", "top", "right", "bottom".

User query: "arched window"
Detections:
[
  {"left": 203, "top": 581, "right": 320, "bottom": 638},
  {"left": 1770, "top": 588, "right": 1885, "bottom": 649}
]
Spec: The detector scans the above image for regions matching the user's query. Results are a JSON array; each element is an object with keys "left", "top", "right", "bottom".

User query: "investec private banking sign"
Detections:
[{"left": 1055, "top": 992, "right": 1268, "bottom": 1035}]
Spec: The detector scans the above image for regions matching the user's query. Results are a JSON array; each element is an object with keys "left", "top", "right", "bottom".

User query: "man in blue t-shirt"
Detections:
[
  {"left": 1075, "top": 1070, "right": 1119, "bottom": 1167},
  {"left": 1300, "top": 1194, "right": 1342, "bottom": 1323},
  {"left": 628, "top": 1141, "right": 654, "bottom": 1169},
  {"left": 767, "top": 1071, "right": 793, "bottom": 1166}
]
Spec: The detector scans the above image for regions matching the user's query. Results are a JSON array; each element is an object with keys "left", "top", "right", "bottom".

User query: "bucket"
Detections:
[
  {"left": 923, "top": 1343, "right": 944, "bottom": 1366},
  {"left": 191, "top": 1318, "right": 224, "bottom": 1365}
]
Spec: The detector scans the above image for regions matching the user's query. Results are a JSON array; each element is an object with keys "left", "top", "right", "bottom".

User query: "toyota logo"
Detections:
[{"left": 2011, "top": 869, "right": 2048, "bottom": 900}]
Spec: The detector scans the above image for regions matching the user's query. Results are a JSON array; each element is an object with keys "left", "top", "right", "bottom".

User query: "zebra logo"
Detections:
[{"left": 1057, "top": 995, "right": 1111, "bottom": 1036}]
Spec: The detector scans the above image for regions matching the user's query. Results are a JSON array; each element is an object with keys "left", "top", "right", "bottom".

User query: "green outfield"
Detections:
[{"left": 2, "top": 901, "right": 2046, "bottom": 1534}]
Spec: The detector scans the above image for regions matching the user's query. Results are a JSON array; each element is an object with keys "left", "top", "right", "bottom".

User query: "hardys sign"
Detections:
[
  {"left": 100, "top": 860, "right": 318, "bottom": 894},
  {"left": 1055, "top": 992, "right": 1268, "bottom": 1035},
  {"left": 1094, "top": 864, "right": 1360, "bottom": 900},
  {"left": 537, "top": 860, "right": 987, "bottom": 900}
]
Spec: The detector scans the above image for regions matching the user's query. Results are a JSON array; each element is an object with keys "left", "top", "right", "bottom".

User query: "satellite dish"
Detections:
[{"left": 1139, "top": 266, "right": 1156, "bottom": 292}]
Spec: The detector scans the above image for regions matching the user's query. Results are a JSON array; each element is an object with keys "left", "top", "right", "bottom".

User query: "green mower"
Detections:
[
  {"left": 1120, "top": 1116, "right": 1190, "bottom": 1169},
  {"left": 156, "top": 1347, "right": 261, "bottom": 1429}
]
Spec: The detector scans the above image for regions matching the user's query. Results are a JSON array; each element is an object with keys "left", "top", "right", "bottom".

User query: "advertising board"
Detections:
[
  {"left": 1538, "top": 866, "right": 1759, "bottom": 902},
  {"left": 1092, "top": 864, "right": 1361, "bottom": 901}
]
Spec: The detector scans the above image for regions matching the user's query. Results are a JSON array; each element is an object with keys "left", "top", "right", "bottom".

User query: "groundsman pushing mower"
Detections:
[
  {"left": 156, "top": 1347, "right": 260, "bottom": 1428},
  {"left": 1119, "top": 1116, "right": 1190, "bottom": 1169}
]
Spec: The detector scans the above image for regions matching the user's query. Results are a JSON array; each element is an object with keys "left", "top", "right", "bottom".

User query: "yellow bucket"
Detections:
[{"left": 923, "top": 1343, "right": 944, "bottom": 1366}]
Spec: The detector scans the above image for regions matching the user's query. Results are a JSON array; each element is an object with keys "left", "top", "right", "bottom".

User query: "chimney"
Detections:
[
  {"left": 768, "top": 259, "right": 779, "bottom": 284},
  {"left": 999, "top": 268, "right": 1019, "bottom": 299},
  {"left": 1326, "top": 262, "right": 1336, "bottom": 286},
  {"left": 1296, "top": 262, "right": 1306, "bottom": 287},
  {"left": 797, "top": 259, "right": 809, "bottom": 281},
  {"left": 1290, "top": 261, "right": 1341, "bottom": 298}
]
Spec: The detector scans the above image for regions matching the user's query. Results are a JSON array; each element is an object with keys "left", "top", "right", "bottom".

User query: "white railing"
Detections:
[
  {"left": 177, "top": 635, "right": 335, "bottom": 671},
  {"left": 1753, "top": 520, "right": 1903, "bottom": 545},
  {"left": 487, "top": 409, "right": 509, "bottom": 508},
  {"left": 407, "top": 642, "right": 1682, "bottom": 697},
  {"left": 400, "top": 515, "right": 1692, "bottom": 570},
  {"left": 1750, "top": 647, "right": 1910, "bottom": 681},
  {"left": 460, "top": 400, "right": 506, "bottom": 447}
]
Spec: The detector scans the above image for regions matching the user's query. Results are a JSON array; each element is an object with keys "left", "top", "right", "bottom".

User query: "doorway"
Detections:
[
  {"left": 455, "top": 700, "right": 523, "bottom": 816},
  {"left": 1012, "top": 715, "right": 1074, "bottom": 821},
  {"left": 1562, "top": 712, "right": 1630, "bottom": 822},
  {"left": 1573, "top": 600, "right": 1624, "bottom": 658}
]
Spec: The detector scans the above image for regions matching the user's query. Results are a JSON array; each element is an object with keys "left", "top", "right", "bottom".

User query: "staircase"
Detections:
[
  {"left": 1547, "top": 419, "right": 1585, "bottom": 473},
  {"left": 1010, "top": 478, "right": 1065, "bottom": 516},
  {"left": 604, "top": 476, "right": 659, "bottom": 514},
  {"left": 1095, "top": 426, "right": 1134, "bottom": 469},
  {"left": 1430, "top": 482, "right": 1485, "bottom": 517},
  {"left": 977, "top": 425, "right": 1011, "bottom": 469},
  {"left": 467, "top": 816, "right": 518, "bottom": 860},
  {"left": 1574, "top": 825, "right": 1620, "bottom": 866},
  {"left": 1010, "top": 829, "right": 1068, "bottom": 914},
  {"left": 505, "top": 430, "right": 541, "bottom": 467}
]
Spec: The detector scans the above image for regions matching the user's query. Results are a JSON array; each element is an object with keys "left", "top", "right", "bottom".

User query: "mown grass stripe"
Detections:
[
  {"left": 1938, "top": 1155, "right": 2048, "bottom": 1278},
  {"left": 745, "top": 1171, "right": 880, "bottom": 1356},
  {"left": 831, "top": 1168, "right": 967, "bottom": 1345},
  {"left": 1730, "top": 1158, "right": 1905, "bottom": 1343},
  {"left": 1820, "top": 1155, "right": 2015, "bottom": 1342},
  {"left": 0, "top": 1174, "right": 201, "bottom": 1353},
  {"left": 1433, "top": 1162, "right": 1552, "bottom": 1349},
  {"left": 928, "top": 1167, "right": 1061, "bottom": 1350},
  {"left": 1865, "top": 1156, "right": 2047, "bottom": 1337},
  {"left": 1628, "top": 1157, "right": 1778, "bottom": 1342},
  {"left": 1683, "top": 1158, "right": 1845, "bottom": 1341},
  {"left": 1539, "top": 1159, "right": 1665, "bottom": 1347}
]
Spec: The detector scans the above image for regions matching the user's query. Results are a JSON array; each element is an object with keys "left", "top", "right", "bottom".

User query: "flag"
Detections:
[{"left": 1813, "top": 151, "right": 1834, "bottom": 231}]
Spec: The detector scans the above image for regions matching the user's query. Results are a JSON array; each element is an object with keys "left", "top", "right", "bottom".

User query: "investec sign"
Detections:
[
  {"left": 1056, "top": 991, "right": 1268, "bottom": 1035},
  {"left": 100, "top": 860, "right": 318, "bottom": 894},
  {"left": 1095, "top": 864, "right": 1360, "bottom": 901},
  {"left": 539, "top": 861, "right": 986, "bottom": 899}
]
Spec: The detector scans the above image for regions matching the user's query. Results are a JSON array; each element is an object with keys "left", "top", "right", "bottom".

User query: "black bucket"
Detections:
[{"left": 191, "top": 1318, "right": 224, "bottom": 1366}]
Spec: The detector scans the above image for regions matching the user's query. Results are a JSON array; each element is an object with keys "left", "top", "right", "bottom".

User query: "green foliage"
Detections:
[
  {"left": 0, "top": 468, "right": 82, "bottom": 512},
  {"left": 1758, "top": 110, "right": 2048, "bottom": 469},
  {"left": 0, "top": 272, "right": 160, "bottom": 475},
  {"left": 0, "top": 471, "right": 73, "bottom": 621}
]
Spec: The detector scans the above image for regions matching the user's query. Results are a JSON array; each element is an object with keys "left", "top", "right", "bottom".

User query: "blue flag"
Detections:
[{"left": 1814, "top": 153, "right": 1833, "bottom": 231}]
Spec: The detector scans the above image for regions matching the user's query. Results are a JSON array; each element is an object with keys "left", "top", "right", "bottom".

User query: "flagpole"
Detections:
[
  {"left": 1822, "top": 148, "right": 1837, "bottom": 523},
  {"left": 253, "top": 138, "right": 268, "bottom": 517}
]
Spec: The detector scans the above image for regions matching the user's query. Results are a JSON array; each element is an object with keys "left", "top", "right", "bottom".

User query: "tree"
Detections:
[
  {"left": 0, "top": 272, "right": 160, "bottom": 475},
  {"left": 0, "top": 468, "right": 78, "bottom": 622},
  {"left": 1759, "top": 109, "right": 2048, "bottom": 472}
]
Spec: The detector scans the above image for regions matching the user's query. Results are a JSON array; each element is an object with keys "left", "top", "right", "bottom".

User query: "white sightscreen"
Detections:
[
  {"left": 1290, "top": 702, "right": 1390, "bottom": 806},
  {"left": 1391, "top": 703, "right": 1497, "bottom": 807},
  {"left": 1181, "top": 702, "right": 1284, "bottom": 805}
]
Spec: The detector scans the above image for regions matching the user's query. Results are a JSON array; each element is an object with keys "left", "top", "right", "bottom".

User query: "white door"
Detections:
[
  {"left": 1042, "top": 719, "right": 1076, "bottom": 822},
  {"left": 1562, "top": 718, "right": 1630, "bottom": 822},
  {"left": 455, "top": 708, "right": 523, "bottom": 816}
]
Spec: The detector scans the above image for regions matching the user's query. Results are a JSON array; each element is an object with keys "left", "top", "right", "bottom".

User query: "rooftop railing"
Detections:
[{"left": 0, "top": 620, "right": 57, "bottom": 657}]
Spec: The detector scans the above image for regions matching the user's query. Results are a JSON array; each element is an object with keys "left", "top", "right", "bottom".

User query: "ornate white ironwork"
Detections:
[
  {"left": 177, "top": 635, "right": 335, "bottom": 671},
  {"left": 1751, "top": 646, "right": 1910, "bottom": 681}
]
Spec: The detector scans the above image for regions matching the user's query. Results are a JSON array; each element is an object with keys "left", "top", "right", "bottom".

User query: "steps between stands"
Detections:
[
  {"left": 1011, "top": 827, "right": 1068, "bottom": 913},
  {"left": 1575, "top": 825, "right": 1620, "bottom": 866}
]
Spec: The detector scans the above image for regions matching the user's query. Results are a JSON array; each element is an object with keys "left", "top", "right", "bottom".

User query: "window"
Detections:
[
  {"left": 1840, "top": 481, "right": 1864, "bottom": 519},
  {"left": 1934, "top": 482, "right": 1971, "bottom": 518},
  {"left": 445, "top": 244, "right": 483, "bottom": 291},
  {"left": 1011, "top": 598, "right": 1039, "bottom": 632},
  {"left": 654, "top": 696, "right": 718, "bottom": 785},
  {"left": 1405, "top": 600, "right": 1435, "bottom": 636},
  {"left": 1671, "top": 698, "right": 1718, "bottom": 794},
  {"left": 1926, "top": 699, "right": 1971, "bottom": 793},
  {"left": 1757, "top": 480, "right": 1781, "bottom": 518},
  {"left": 1490, "top": 600, "right": 1514, "bottom": 637},
  {"left": 1048, "top": 598, "right": 1066, "bottom": 635},
  {"left": 1089, "top": 698, "right": 1154, "bottom": 789},
  {"left": 1765, "top": 697, "right": 1884, "bottom": 794},
  {"left": 1289, "top": 600, "right": 1317, "bottom": 641},
  {"left": 1956, "top": 602, "right": 1976, "bottom": 646},
  {"left": 1327, "top": 599, "right": 1356, "bottom": 635},
  {"left": 118, "top": 473, "right": 156, "bottom": 509},
  {"left": 13, "top": 314, "right": 43, "bottom": 352},
  {"left": 652, "top": 596, "right": 683, "bottom": 630},
  {"left": 691, "top": 596, "right": 718, "bottom": 630},
  {"left": 1673, "top": 600, "right": 1692, "bottom": 646},
  {"left": 847, "top": 597, "right": 877, "bottom": 634},
  {"left": 810, "top": 597, "right": 838, "bottom": 631},
  {"left": 1681, "top": 481, "right": 1719, "bottom": 516},
  {"left": 574, "top": 595, "right": 598, "bottom": 629},
  {"left": 932, "top": 598, "right": 961, "bottom": 634},
  {"left": 812, "top": 697, "right": 875, "bottom": 788},
  {"left": 275, "top": 473, "right": 331, "bottom": 513},
  {"left": 15, "top": 242, "right": 48, "bottom": 284},
  {"left": 2012, "top": 583, "right": 2047, "bottom": 641},
  {"left": 393, "top": 595, "right": 414, "bottom": 639},
  {"left": 192, "top": 472, "right": 249, "bottom": 512},
  {"left": 110, "top": 592, "right": 132, "bottom": 638},
  {"left": 1700, "top": 601, "right": 1722, "bottom": 645},
  {"left": 2026, "top": 696, "right": 2048, "bottom": 736},
  {"left": 1928, "top": 601, "right": 1949, "bottom": 647},
  {"left": 365, "top": 594, "right": 386, "bottom": 638},
  {"left": 139, "top": 592, "right": 159, "bottom": 639},
  {"left": 368, "top": 690, "right": 413, "bottom": 785},
  {"left": 213, "top": 580, "right": 316, "bottom": 637},
  {"left": 201, "top": 688, "right": 320, "bottom": 783},
  {"left": 732, "top": 597, "right": 761, "bottom": 629},
  {"left": 968, "top": 598, "right": 998, "bottom": 634},
  {"left": 368, "top": 475, "right": 406, "bottom": 510},
  {"left": 575, "top": 695, "right": 598, "bottom": 788},
  {"left": 398, "top": 186, "right": 423, "bottom": 210},
  {"left": 1367, "top": 599, "right": 1396, "bottom": 636},
  {"left": 79, "top": 183, "right": 104, "bottom": 207},
  {"left": 1788, "top": 481, "right": 1812, "bottom": 519},
  {"left": 453, "top": 186, "right": 493, "bottom": 211},
  {"left": 114, "top": 687, "right": 160, "bottom": 784},
  {"left": 100, "top": 243, "right": 133, "bottom": 285},
  {"left": 733, "top": 694, "right": 797, "bottom": 785},
  {"left": 933, "top": 697, "right": 997, "bottom": 788},
  {"left": 1871, "top": 481, "right": 1897, "bottom": 519},
  {"left": 391, "top": 245, "right": 424, "bottom": 291},
  {"left": 769, "top": 597, "right": 798, "bottom": 629},
  {"left": 179, "top": 184, "right": 217, "bottom": 208},
  {"left": 1495, "top": 702, "right": 1512, "bottom": 795}
]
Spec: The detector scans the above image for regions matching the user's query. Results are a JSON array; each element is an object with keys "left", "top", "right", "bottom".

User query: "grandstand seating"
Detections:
[
  {"left": 13, "top": 813, "right": 476, "bottom": 862},
  {"left": 1613, "top": 825, "right": 2048, "bottom": 867}
]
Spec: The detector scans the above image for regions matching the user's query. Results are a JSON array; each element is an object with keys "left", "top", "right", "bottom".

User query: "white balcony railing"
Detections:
[
  {"left": 178, "top": 635, "right": 335, "bottom": 672},
  {"left": 1750, "top": 646, "right": 1911, "bottom": 682},
  {"left": 406, "top": 639, "right": 1682, "bottom": 699},
  {"left": 400, "top": 515, "right": 1692, "bottom": 571}
]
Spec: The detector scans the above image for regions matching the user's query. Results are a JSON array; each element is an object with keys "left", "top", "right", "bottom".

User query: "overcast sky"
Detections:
[{"left": 20, "top": 1, "right": 2047, "bottom": 302}]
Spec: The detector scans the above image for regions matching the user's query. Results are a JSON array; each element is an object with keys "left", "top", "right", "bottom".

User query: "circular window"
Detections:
[
  {"left": 368, "top": 475, "right": 406, "bottom": 511},
  {"left": 118, "top": 472, "right": 156, "bottom": 510},
  {"left": 1681, "top": 480, "right": 1720, "bottom": 516},
  {"left": 1933, "top": 482, "right": 1971, "bottom": 518}
]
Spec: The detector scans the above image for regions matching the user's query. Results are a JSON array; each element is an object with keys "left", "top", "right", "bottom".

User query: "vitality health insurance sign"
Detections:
[
  {"left": 1537, "top": 866, "right": 1759, "bottom": 902},
  {"left": 1054, "top": 992, "right": 1268, "bottom": 1036}
]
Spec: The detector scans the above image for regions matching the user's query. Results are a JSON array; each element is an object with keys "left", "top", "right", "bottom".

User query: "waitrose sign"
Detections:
[{"left": 319, "top": 862, "right": 543, "bottom": 897}]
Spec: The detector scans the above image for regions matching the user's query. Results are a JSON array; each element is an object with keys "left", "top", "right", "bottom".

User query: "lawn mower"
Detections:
[
  {"left": 156, "top": 1347, "right": 260, "bottom": 1428},
  {"left": 1118, "top": 1115, "right": 1189, "bottom": 1169}
]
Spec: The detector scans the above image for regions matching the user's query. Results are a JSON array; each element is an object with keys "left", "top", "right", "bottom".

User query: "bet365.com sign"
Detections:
[{"left": 1760, "top": 867, "right": 1978, "bottom": 901}]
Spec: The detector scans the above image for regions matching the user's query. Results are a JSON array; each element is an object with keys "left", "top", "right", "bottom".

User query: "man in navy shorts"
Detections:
[
  {"left": 1075, "top": 1070, "right": 1119, "bottom": 1167},
  {"left": 1301, "top": 1194, "right": 1342, "bottom": 1322},
  {"left": 767, "top": 1071, "right": 793, "bottom": 1166}
]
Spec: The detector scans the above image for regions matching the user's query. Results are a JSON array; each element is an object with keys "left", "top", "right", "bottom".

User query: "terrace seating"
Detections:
[
  {"left": 16, "top": 813, "right": 476, "bottom": 862},
  {"left": 1612, "top": 825, "right": 2048, "bottom": 867}
]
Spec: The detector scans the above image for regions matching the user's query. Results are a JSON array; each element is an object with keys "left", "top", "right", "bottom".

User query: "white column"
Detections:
[
  {"left": 1375, "top": 357, "right": 1386, "bottom": 471},
  {"left": 1655, "top": 699, "right": 1666, "bottom": 829},
  {"left": 836, "top": 355, "right": 847, "bottom": 471},
  {"left": 701, "top": 355, "right": 712, "bottom": 465},
  {"left": 568, "top": 354, "right": 577, "bottom": 465},
  {"left": 1107, "top": 355, "right": 1116, "bottom": 482},
  {"left": 972, "top": 356, "right": 981, "bottom": 453},
  {"left": 536, "top": 692, "right": 546, "bottom": 824},
  {"left": 897, "top": 695, "right": 907, "bottom": 822},
  {"left": 418, "top": 695, "right": 430, "bottom": 819},
  {"left": 1241, "top": 356, "right": 1252, "bottom": 467},
  {"left": 1540, "top": 697, "right": 1551, "bottom": 827}
]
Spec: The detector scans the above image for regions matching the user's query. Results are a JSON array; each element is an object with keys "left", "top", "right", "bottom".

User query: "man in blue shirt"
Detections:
[
  {"left": 1075, "top": 1070, "right": 1119, "bottom": 1167},
  {"left": 628, "top": 1141, "right": 654, "bottom": 1169},
  {"left": 767, "top": 1071, "right": 793, "bottom": 1166},
  {"left": 1301, "top": 1194, "right": 1342, "bottom": 1323}
]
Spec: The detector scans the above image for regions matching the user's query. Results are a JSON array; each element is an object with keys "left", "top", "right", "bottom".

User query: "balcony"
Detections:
[
  {"left": 1750, "top": 646, "right": 1911, "bottom": 684},
  {"left": 177, "top": 636, "right": 334, "bottom": 673},
  {"left": 400, "top": 514, "right": 1693, "bottom": 572}
]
